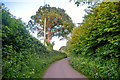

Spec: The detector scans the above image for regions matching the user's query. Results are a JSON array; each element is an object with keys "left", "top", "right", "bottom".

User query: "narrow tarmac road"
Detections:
[{"left": 43, "top": 58, "right": 88, "bottom": 78}]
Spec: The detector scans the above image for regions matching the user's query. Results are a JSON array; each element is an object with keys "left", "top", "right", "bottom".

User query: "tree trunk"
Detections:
[
  {"left": 47, "top": 24, "right": 51, "bottom": 43},
  {"left": 44, "top": 18, "right": 46, "bottom": 45},
  {"left": 47, "top": 34, "right": 51, "bottom": 43}
]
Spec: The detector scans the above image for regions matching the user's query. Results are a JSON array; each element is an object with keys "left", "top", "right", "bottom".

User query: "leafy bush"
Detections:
[
  {"left": 68, "top": 2, "right": 120, "bottom": 58},
  {"left": 67, "top": 2, "right": 120, "bottom": 79},
  {"left": 70, "top": 55, "right": 119, "bottom": 79},
  {"left": 2, "top": 50, "right": 67, "bottom": 78}
]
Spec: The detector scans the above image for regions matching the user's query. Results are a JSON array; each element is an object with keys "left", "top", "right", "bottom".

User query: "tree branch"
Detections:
[
  {"left": 34, "top": 27, "right": 43, "bottom": 31},
  {"left": 50, "top": 27, "right": 65, "bottom": 35}
]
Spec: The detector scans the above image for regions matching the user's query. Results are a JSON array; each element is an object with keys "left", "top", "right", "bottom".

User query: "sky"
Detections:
[{"left": 3, "top": 0, "right": 89, "bottom": 50}]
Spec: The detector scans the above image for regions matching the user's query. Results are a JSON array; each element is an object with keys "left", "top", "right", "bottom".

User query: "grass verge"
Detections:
[{"left": 70, "top": 55, "right": 119, "bottom": 79}]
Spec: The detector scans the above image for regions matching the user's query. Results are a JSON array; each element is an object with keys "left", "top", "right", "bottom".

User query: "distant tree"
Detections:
[
  {"left": 59, "top": 46, "right": 67, "bottom": 52},
  {"left": 29, "top": 4, "right": 74, "bottom": 43}
]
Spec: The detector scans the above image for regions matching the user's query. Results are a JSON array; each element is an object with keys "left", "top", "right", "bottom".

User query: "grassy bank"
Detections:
[
  {"left": 70, "top": 55, "right": 119, "bottom": 79},
  {"left": 3, "top": 50, "right": 67, "bottom": 78}
]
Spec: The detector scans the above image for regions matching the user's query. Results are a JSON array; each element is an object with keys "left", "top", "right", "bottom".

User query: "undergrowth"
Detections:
[{"left": 70, "top": 54, "right": 119, "bottom": 79}]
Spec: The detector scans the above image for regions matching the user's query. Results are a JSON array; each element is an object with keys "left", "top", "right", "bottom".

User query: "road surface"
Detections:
[{"left": 43, "top": 58, "right": 88, "bottom": 78}]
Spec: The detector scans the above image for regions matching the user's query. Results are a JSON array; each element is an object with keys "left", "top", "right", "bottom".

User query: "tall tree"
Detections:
[{"left": 28, "top": 4, "right": 74, "bottom": 43}]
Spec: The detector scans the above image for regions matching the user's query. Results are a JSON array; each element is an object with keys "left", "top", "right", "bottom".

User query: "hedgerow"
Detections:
[
  {"left": 2, "top": 4, "right": 67, "bottom": 78},
  {"left": 67, "top": 2, "right": 120, "bottom": 79}
]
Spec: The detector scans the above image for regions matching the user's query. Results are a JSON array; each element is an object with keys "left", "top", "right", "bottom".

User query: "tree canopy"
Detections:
[{"left": 29, "top": 4, "right": 74, "bottom": 43}]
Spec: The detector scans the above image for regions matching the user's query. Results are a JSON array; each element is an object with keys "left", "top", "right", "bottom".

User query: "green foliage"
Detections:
[
  {"left": 67, "top": 2, "right": 120, "bottom": 78},
  {"left": 29, "top": 4, "right": 74, "bottom": 41},
  {"left": 68, "top": 2, "right": 120, "bottom": 58},
  {"left": 59, "top": 46, "right": 67, "bottom": 52},
  {"left": 45, "top": 40, "right": 55, "bottom": 50},
  {"left": 2, "top": 50, "right": 67, "bottom": 78},
  {"left": 69, "top": 0, "right": 100, "bottom": 6},
  {"left": 70, "top": 55, "right": 119, "bottom": 78},
  {"left": 2, "top": 5, "right": 67, "bottom": 78}
]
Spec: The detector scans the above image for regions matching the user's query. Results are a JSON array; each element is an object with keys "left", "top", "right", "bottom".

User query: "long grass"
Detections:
[
  {"left": 70, "top": 54, "right": 119, "bottom": 79},
  {"left": 2, "top": 50, "right": 67, "bottom": 78}
]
